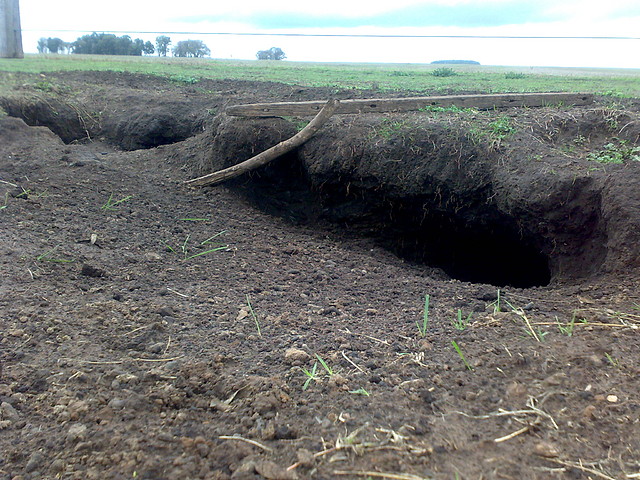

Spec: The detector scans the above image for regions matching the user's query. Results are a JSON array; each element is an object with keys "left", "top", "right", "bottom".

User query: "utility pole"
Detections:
[{"left": 0, "top": 0, "right": 24, "bottom": 58}]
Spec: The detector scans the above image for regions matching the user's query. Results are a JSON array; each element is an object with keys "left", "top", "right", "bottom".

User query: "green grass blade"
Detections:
[
  {"left": 416, "top": 294, "right": 430, "bottom": 337},
  {"left": 315, "top": 354, "right": 333, "bottom": 376},
  {"left": 183, "top": 245, "right": 227, "bottom": 260},
  {"left": 451, "top": 340, "right": 473, "bottom": 371},
  {"left": 201, "top": 230, "right": 227, "bottom": 245},
  {"left": 246, "top": 294, "right": 261, "bottom": 337}
]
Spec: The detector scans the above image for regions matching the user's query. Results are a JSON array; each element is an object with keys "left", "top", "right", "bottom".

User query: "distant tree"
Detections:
[
  {"left": 71, "top": 33, "right": 148, "bottom": 56},
  {"left": 37, "top": 37, "right": 48, "bottom": 53},
  {"left": 131, "top": 38, "right": 144, "bottom": 56},
  {"left": 172, "top": 40, "right": 210, "bottom": 58},
  {"left": 143, "top": 41, "right": 155, "bottom": 55},
  {"left": 156, "top": 35, "right": 171, "bottom": 56},
  {"left": 256, "top": 47, "right": 286, "bottom": 60},
  {"left": 47, "top": 37, "right": 65, "bottom": 54},
  {"left": 37, "top": 37, "right": 69, "bottom": 54}
]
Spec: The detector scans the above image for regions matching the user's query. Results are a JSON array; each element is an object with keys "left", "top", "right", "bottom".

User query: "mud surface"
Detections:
[{"left": 1, "top": 71, "right": 640, "bottom": 480}]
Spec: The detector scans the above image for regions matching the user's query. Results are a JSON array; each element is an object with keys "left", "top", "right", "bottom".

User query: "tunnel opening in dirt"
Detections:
[
  {"left": 235, "top": 164, "right": 552, "bottom": 288},
  {"left": 0, "top": 96, "right": 204, "bottom": 150},
  {"left": 3, "top": 95, "right": 621, "bottom": 289},
  {"left": 189, "top": 108, "right": 640, "bottom": 287},
  {"left": 200, "top": 115, "right": 552, "bottom": 288}
]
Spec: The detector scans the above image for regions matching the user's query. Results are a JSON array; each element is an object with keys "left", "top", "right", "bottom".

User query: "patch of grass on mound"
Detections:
[{"left": 587, "top": 140, "right": 640, "bottom": 164}]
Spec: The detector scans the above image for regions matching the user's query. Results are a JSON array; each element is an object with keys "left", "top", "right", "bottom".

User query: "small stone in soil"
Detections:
[
  {"left": 25, "top": 454, "right": 44, "bottom": 473},
  {"left": 0, "top": 402, "right": 19, "bottom": 421},
  {"left": 533, "top": 441, "right": 559, "bottom": 458},
  {"left": 284, "top": 348, "right": 310, "bottom": 364},
  {"left": 147, "top": 342, "right": 165, "bottom": 354}
]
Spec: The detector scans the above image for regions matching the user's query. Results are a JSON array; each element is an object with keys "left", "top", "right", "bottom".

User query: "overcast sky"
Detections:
[{"left": 20, "top": 0, "right": 640, "bottom": 68}]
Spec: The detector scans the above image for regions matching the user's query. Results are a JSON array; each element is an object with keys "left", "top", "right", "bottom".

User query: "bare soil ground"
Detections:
[{"left": 1, "top": 71, "right": 640, "bottom": 480}]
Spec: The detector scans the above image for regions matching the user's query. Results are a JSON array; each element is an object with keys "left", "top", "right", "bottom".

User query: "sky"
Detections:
[{"left": 18, "top": 0, "right": 640, "bottom": 68}]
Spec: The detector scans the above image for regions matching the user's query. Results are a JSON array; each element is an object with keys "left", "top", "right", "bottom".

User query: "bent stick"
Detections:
[{"left": 184, "top": 98, "right": 340, "bottom": 187}]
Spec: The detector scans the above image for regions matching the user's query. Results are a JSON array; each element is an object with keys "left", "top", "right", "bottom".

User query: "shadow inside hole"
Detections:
[{"left": 233, "top": 155, "right": 551, "bottom": 288}]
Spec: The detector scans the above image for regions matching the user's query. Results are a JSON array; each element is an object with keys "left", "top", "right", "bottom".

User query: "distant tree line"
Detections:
[
  {"left": 431, "top": 60, "right": 480, "bottom": 65},
  {"left": 71, "top": 33, "right": 154, "bottom": 55},
  {"left": 36, "top": 34, "right": 211, "bottom": 58},
  {"left": 36, "top": 35, "right": 289, "bottom": 61}
]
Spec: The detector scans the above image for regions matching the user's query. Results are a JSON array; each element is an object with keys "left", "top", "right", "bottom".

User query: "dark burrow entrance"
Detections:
[
  {"left": 0, "top": 97, "right": 202, "bottom": 150},
  {"left": 233, "top": 155, "right": 552, "bottom": 289}
]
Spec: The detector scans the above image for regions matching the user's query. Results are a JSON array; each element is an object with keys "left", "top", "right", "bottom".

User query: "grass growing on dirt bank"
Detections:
[{"left": 1, "top": 54, "right": 640, "bottom": 96}]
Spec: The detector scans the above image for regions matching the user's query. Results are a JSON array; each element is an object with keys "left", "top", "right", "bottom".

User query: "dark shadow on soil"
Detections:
[{"left": 234, "top": 156, "right": 551, "bottom": 288}]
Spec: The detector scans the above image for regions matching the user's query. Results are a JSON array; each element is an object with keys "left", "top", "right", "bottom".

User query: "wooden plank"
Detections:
[{"left": 225, "top": 93, "right": 593, "bottom": 117}]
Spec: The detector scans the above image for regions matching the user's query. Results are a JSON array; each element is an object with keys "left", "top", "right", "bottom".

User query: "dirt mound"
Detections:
[{"left": 0, "top": 71, "right": 393, "bottom": 150}]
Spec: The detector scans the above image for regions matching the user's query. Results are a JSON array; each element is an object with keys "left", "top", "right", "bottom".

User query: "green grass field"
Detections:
[{"left": 1, "top": 54, "right": 640, "bottom": 96}]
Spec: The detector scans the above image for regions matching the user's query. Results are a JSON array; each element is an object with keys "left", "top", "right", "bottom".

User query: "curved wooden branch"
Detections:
[{"left": 184, "top": 98, "right": 340, "bottom": 187}]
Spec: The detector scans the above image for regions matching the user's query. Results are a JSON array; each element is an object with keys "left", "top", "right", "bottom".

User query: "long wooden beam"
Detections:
[{"left": 226, "top": 92, "right": 593, "bottom": 117}]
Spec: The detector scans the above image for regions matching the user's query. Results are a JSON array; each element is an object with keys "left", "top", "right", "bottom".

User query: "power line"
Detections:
[{"left": 23, "top": 29, "right": 640, "bottom": 41}]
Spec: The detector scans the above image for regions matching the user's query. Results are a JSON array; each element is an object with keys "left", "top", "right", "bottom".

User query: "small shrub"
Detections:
[
  {"left": 431, "top": 67, "right": 458, "bottom": 77},
  {"left": 505, "top": 71, "right": 526, "bottom": 79},
  {"left": 488, "top": 116, "right": 516, "bottom": 139},
  {"left": 34, "top": 80, "right": 55, "bottom": 91},
  {"left": 170, "top": 75, "right": 199, "bottom": 84}
]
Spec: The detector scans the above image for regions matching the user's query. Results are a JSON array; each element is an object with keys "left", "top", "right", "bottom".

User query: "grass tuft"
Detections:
[
  {"left": 488, "top": 289, "right": 502, "bottom": 313},
  {"left": 505, "top": 71, "right": 527, "bottom": 79},
  {"left": 431, "top": 67, "right": 459, "bottom": 77},
  {"left": 453, "top": 309, "right": 472, "bottom": 330},
  {"left": 416, "top": 294, "right": 430, "bottom": 337},
  {"left": 163, "top": 231, "right": 228, "bottom": 260},
  {"left": 246, "top": 294, "right": 261, "bottom": 337},
  {"left": 451, "top": 340, "right": 473, "bottom": 371},
  {"left": 301, "top": 362, "right": 318, "bottom": 390},
  {"left": 101, "top": 193, "right": 133, "bottom": 211},
  {"left": 315, "top": 353, "right": 335, "bottom": 376},
  {"left": 604, "top": 353, "right": 619, "bottom": 367},
  {"left": 556, "top": 313, "right": 578, "bottom": 336}
]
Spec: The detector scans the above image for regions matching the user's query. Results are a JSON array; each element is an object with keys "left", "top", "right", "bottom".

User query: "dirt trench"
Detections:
[
  {"left": 2, "top": 73, "right": 640, "bottom": 289},
  {"left": 186, "top": 107, "right": 640, "bottom": 287}
]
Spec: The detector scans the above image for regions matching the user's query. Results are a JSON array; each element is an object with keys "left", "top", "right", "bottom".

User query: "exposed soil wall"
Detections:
[{"left": 191, "top": 107, "right": 640, "bottom": 286}]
